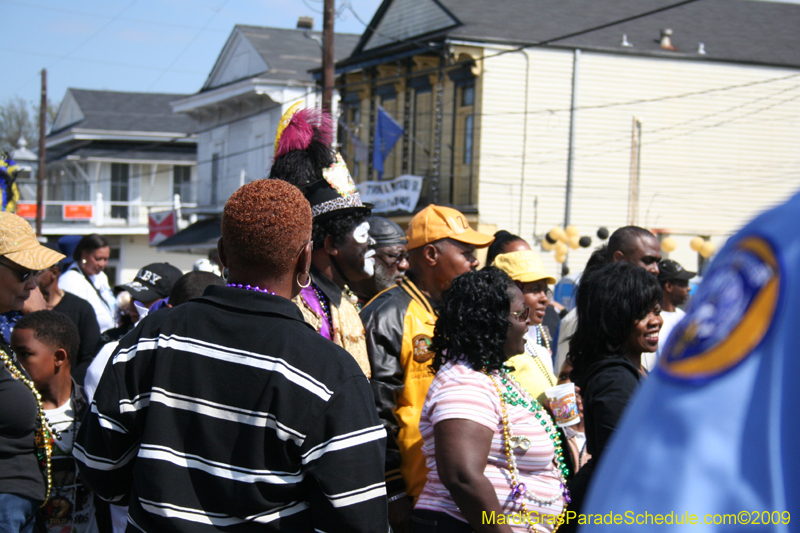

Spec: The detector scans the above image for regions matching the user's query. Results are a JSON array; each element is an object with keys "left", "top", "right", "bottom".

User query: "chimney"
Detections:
[
  {"left": 621, "top": 34, "right": 633, "bottom": 47},
  {"left": 297, "top": 16, "right": 314, "bottom": 30},
  {"left": 660, "top": 29, "right": 676, "bottom": 51}
]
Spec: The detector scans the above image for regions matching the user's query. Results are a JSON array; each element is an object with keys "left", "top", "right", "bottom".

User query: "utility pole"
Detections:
[
  {"left": 628, "top": 117, "right": 642, "bottom": 225},
  {"left": 321, "top": 0, "right": 334, "bottom": 112},
  {"left": 36, "top": 69, "right": 47, "bottom": 237}
]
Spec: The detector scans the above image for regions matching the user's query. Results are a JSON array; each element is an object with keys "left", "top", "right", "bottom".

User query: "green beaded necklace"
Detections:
[
  {"left": 496, "top": 369, "right": 570, "bottom": 480},
  {"left": 1, "top": 346, "right": 58, "bottom": 507},
  {"left": 484, "top": 366, "right": 571, "bottom": 531}
]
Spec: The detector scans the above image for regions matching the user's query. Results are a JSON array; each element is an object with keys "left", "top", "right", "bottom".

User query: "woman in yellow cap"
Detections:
[
  {"left": 0, "top": 212, "right": 65, "bottom": 532},
  {"left": 492, "top": 249, "right": 558, "bottom": 404}
]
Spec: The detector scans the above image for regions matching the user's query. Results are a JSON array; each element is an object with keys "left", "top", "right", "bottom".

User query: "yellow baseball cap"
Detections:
[
  {"left": 492, "top": 250, "right": 556, "bottom": 285},
  {"left": 0, "top": 211, "right": 65, "bottom": 270},
  {"left": 406, "top": 205, "right": 494, "bottom": 250}
]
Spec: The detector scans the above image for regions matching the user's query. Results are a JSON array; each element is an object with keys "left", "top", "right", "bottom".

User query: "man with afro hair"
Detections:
[{"left": 269, "top": 103, "right": 374, "bottom": 377}]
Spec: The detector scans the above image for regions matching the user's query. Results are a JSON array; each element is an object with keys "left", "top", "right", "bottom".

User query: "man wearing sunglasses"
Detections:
[{"left": 350, "top": 217, "right": 410, "bottom": 304}]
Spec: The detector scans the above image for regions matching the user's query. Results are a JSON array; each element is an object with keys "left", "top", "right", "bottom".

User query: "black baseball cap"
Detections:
[
  {"left": 657, "top": 259, "right": 696, "bottom": 283},
  {"left": 115, "top": 263, "right": 183, "bottom": 303}
]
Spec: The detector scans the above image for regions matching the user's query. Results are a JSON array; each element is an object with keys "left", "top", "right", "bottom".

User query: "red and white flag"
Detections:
[{"left": 149, "top": 210, "right": 176, "bottom": 246}]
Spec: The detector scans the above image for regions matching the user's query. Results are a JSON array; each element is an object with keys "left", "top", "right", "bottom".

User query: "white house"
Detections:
[
  {"left": 163, "top": 22, "right": 360, "bottom": 251},
  {"left": 333, "top": 0, "right": 800, "bottom": 275},
  {"left": 36, "top": 89, "right": 204, "bottom": 283}
]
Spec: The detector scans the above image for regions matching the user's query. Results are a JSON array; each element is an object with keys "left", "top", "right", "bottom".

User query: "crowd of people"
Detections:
[{"left": 0, "top": 104, "right": 791, "bottom": 533}]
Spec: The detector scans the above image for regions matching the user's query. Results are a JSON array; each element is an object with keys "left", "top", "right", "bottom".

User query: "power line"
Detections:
[
  {"left": 0, "top": 47, "right": 207, "bottom": 77},
  {"left": 13, "top": 0, "right": 140, "bottom": 95},
  {"left": 2, "top": 0, "right": 230, "bottom": 33},
  {"left": 147, "top": 0, "right": 230, "bottom": 91},
  {"left": 330, "top": 0, "right": 703, "bottom": 93}
]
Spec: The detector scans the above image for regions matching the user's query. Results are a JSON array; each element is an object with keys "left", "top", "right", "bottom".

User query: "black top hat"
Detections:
[{"left": 302, "top": 153, "right": 371, "bottom": 222}]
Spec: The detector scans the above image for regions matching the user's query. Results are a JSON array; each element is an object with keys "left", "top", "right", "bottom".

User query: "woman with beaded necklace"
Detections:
[
  {"left": 414, "top": 268, "right": 568, "bottom": 533},
  {"left": 0, "top": 211, "right": 65, "bottom": 533}
]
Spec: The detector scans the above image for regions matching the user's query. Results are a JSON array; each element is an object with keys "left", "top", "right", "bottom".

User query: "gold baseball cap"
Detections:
[
  {"left": 406, "top": 205, "right": 494, "bottom": 250},
  {"left": 0, "top": 212, "right": 65, "bottom": 270},
  {"left": 492, "top": 250, "right": 556, "bottom": 285}
]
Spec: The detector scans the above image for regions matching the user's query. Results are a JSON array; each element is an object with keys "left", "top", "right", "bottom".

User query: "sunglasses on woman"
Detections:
[
  {"left": 0, "top": 261, "right": 40, "bottom": 282},
  {"left": 510, "top": 305, "right": 530, "bottom": 322}
]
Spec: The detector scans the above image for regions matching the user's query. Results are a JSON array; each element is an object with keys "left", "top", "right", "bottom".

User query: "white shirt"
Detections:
[
  {"left": 554, "top": 308, "right": 578, "bottom": 375},
  {"left": 59, "top": 265, "right": 118, "bottom": 332}
]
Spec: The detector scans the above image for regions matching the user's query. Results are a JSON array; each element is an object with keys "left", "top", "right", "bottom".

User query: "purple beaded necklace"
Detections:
[{"left": 226, "top": 283, "right": 275, "bottom": 296}]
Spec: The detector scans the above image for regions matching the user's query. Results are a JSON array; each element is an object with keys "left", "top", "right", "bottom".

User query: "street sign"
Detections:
[{"left": 63, "top": 204, "right": 93, "bottom": 220}]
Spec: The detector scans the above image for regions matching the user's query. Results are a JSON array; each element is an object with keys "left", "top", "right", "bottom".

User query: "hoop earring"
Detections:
[{"left": 297, "top": 272, "right": 311, "bottom": 288}]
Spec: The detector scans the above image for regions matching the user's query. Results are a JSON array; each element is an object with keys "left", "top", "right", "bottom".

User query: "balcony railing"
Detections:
[{"left": 16, "top": 194, "right": 197, "bottom": 228}]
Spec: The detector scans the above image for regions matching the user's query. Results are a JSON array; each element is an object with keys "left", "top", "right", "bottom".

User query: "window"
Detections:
[
  {"left": 173, "top": 166, "right": 192, "bottom": 202},
  {"left": 462, "top": 85, "right": 475, "bottom": 106},
  {"left": 110, "top": 163, "right": 129, "bottom": 219},
  {"left": 464, "top": 115, "right": 474, "bottom": 165}
]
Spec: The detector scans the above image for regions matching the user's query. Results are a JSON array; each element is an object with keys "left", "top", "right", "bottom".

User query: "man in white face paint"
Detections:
[{"left": 267, "top": 104, "right": 375, "bottom": 377}]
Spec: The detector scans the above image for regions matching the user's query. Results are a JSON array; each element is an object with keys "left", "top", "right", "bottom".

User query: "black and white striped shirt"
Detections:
[{"left": 75, "top": 286, "right": 388, "bottom": 533}]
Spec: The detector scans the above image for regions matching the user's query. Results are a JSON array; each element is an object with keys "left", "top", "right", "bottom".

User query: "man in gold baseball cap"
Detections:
[{"left": 360, "top": 204, "right": 493, "bottom": 530}]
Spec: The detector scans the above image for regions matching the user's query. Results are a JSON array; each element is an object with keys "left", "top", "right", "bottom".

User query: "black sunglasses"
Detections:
[{"left": 0, "top": 261, "right": 40, "bottom": 282}]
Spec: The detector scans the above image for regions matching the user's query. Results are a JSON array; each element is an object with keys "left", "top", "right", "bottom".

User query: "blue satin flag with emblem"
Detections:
[{"left": 580, "top": 190, "right": 800, "bottom": 531}]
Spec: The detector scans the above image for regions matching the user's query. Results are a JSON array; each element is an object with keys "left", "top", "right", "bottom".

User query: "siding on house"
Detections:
[{"left": 478, "top": 46, "right": 800, "bottom": 274}]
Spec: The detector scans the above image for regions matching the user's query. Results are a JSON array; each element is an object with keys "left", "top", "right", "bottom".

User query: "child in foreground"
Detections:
[{"left": 12, "top": 310, "right": 99, "bottom": 533}]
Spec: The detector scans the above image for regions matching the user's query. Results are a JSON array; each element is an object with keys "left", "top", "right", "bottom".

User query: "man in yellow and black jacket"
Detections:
[{"left": 360, "top": 205, "right": 493, "bottom": 532}]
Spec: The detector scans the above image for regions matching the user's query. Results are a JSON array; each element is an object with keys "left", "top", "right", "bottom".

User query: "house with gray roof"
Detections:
[
  {"left": 34, "top": 89, "right": 204, "bottom": 282},
  {"left": 161, "top": 23, "right": 359, "bottom": 251},
  {"left": 334, "top": 0, "right": 800, "bottom": 274}
]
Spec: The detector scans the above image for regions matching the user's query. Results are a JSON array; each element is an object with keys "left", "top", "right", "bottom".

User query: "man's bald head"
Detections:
[{"left": 608, "top": 226, "right": 661, "bottom": 275}]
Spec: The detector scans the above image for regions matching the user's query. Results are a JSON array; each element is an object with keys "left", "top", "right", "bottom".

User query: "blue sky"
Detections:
[{"left": 1, "top": 0, "right": 382, "bottom": 108}]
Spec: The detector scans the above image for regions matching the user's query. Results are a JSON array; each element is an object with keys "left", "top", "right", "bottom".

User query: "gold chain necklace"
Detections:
[
  {"left": 525, "top": 337, "right": 555, "bottom": 387},
  {"left": 484, "top": 369, "right": 569, "bottom": 531},
  {"left": 0, "top": 347, "right": 58, "bottom": 506}
]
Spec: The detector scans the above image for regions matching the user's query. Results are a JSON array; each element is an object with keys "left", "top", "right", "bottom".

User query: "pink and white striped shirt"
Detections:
[{"left": 416, "top": 359, "right": 566, "bottom": 532}]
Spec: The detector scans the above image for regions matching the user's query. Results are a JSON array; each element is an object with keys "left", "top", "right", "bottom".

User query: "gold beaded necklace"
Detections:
[
  {"left": 485, "top": 369, "right": 569, "bottom": 532},
  {"left": 0, "top": 346, "right": 58, "bottom": 506}
]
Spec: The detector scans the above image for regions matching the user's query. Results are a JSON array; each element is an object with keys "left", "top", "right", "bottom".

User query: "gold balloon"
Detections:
[
  {"left": 554, "top": 241, "right": 568, "bottom": 255},
  {"left": 690, "top": 236, "right": 704, "bottom": 252},
  {"left": 661, "top": 237, "right": 677, "bottom": 253},
  {"left": 699, "top": 241, "right": 716, "bottom": 258},
  {"left": 541, "top": 239, "right": 554, "bottom": 251},
  {"left": 554, "top": 252, "right": 567, "bottom": 263},
  {"left": 549, "top": 227, "right": 567, "bottom": 243},
  {"left": 568, "top": 235, "right": 580, "bottom": 250},
  {"left": 565, "top": 225, "right": 579, "bottom": 239}
]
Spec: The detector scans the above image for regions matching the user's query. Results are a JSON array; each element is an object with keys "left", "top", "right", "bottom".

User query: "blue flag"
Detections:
[
  {"left": 373, "top": 106, "right": 403, "bottom": 179},
  {"left": 580, "top": 189, "right": 800, "bottom": 531}
]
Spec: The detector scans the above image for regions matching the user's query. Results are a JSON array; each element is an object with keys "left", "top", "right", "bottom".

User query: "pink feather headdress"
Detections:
[{"left": 274, "top": 106, "right": 333, "bottom": 159}]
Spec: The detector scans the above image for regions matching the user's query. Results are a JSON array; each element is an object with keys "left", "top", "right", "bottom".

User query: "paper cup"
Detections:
[{"left": 545, "top": 383, "right": 580, "bottom": 427}]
